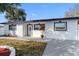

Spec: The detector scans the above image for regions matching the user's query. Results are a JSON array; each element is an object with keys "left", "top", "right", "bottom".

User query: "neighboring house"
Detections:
[{"left": 0, "top": 17, "right": 79, "bottom": 40}]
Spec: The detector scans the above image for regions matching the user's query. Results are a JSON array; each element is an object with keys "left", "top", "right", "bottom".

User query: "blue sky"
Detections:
[{"left": 0, "top": 3, "right": 76, "bottom": 22}]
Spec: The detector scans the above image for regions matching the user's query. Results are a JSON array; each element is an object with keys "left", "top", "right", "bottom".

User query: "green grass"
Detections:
[{"left": 0, "top": 39, "right": 47, "bottom": 56}]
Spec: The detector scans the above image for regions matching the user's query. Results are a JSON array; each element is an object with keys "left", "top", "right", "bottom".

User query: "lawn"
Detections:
[{"left": 0, "top": 39, "right": 47, "bottom": 56}]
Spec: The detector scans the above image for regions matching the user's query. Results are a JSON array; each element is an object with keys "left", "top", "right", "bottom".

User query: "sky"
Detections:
[{"left": 0, "top": 3, "right": 76, "bottom": 22}]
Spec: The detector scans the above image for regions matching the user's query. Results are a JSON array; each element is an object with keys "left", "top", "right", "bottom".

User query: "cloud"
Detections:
[
  {"left": 28, "top": 13, "right": 38, "bottom": 20},
  {"left": 32, "top": 13, "right": 37, "bottom": 16}
]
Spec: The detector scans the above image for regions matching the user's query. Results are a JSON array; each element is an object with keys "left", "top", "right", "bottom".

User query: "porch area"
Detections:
[{"left": 20, "top": 23, "right": 45, "bottom": 38}]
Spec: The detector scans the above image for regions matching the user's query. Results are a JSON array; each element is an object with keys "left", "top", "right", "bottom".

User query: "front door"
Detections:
[{"left": 27, "top": 24, "right": 32, "bottom": 36}]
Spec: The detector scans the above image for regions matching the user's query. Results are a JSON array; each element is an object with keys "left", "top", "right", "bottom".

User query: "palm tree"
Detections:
[{"left": 0, "top": 3, "right": 26, "bottom": 21}]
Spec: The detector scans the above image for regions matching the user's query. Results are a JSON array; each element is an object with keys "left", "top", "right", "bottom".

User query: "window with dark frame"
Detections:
[
  {"left": 9, "top": 24, "right": 16, "bottom": 30},
  {"left": 54, "top": 22, "right": 67, "bottom": 31},
  {"left": 40, "top": 24, "right": 45, "bottom": 30},
  {"left": 34, "top": 24, "right": 40, "bottom": 30},
  {"left": 34, "top": 24, "right": 45, "bottom": 30}
]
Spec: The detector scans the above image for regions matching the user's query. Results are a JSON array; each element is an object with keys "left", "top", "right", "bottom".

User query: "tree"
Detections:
[
  {"left": 64, "top": 4, "right": 79, "bottom": 17},
  {"left": 5, "top": 8, "right": 26, "bottom": 21},
  {"left": 0, "top": 3, "right": 26, "bottom": 21},
  {"left": 0, "top": 3, "right": 20, "bottom": 13}
]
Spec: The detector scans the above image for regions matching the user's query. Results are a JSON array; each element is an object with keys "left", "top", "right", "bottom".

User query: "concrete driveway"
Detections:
[{"left": 43, "top": 39, "right": 79, "bottom": 56}]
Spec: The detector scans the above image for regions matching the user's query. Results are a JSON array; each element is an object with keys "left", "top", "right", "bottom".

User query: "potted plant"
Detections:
[{"left": 41, "top": 34, "right": 44, "bottom": 39}]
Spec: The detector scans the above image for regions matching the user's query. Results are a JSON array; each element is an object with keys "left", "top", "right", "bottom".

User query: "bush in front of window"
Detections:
[{"left": 41, "top": 34, "right": 44, "bottom": 39}]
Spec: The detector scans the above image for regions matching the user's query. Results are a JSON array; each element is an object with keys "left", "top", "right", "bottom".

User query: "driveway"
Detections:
[{"left": 43, "top": 39, "right": 79, "bottom": 56}]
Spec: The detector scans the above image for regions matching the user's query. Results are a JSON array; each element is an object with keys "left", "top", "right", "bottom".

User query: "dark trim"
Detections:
[
  {"left": 1, "top": 17, "right": 79, "bottom": 24},
  {"left": 78, "top": 20, "right": 79, "bottom": 24},
  {"left": 27, "top": 24, "right": 29, "bottom": 36},
  {"left": 27, "top": 24, "right": 33, "bottom": 36},
  {"left": 25, "top": 17, "right": 79, "bottom": 23},
  {"left": 34, "top": 24, "right": 45, "bottom": 30},
  {"left": 34, "top": 24, "right": 40, "bottom": 30},
  {"left": 9, "top": 24, "right": 16, "bottom": 30},
  {"left": 54, "top": 21, "right": 67, "bottom": 31}
]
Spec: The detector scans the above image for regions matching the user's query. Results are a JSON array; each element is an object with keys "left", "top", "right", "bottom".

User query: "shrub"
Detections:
[{"left": 41, "top": 34, "right": 44, "bottom": 39}]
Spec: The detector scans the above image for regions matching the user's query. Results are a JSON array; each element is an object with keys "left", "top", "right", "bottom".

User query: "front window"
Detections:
[
  {"left": 34, "top": 24, "right": 45, "bottom": 30},
  {"left": 9, "top": 24, "right": 16, "bottom": 30},
  {"left": 54, "top": 22, "right": 67, "bottom": 31}
]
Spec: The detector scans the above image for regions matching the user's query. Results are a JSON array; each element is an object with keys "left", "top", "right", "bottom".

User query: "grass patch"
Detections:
[{"left": 0, "top": 39, "right": 47, "bottom": 56}]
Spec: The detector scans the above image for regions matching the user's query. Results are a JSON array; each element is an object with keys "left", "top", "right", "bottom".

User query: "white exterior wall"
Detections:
[
  {"left": 23, "top": 23, "right": 27, "bottom": 36},
  {"left": 17, "top": 20, "right": 78, "bottom": 40},
  {"left": 22, "top": 22, "right": 45, "bottom": 38},
  {"left": 3, "top": 25, "right": 9, "bottom": 35},
  {"left": 77, "top": 22, "right": 79, "bottom": 40},
  {"left": 1, "top": 19, "right": 78, "bottom": 40},
  {"left": 32, "top": 30, "right": 43, "bottom": 38},
  {"left": 0, "top": 27, "right": 5, "bottom": 35},
  {"left": 44, "top": 20, "right": 78, "bottom": 40},
  {"left": 15, "top": 24, "right": 24, "bottom": 37},
  {"left": 9, "top": 30, "right": 16, "bottom": 36}
]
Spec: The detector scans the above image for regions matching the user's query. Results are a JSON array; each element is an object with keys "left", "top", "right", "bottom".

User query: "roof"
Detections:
[
  {"left": 1, "top": 17, "right": 79, "bottom": 24},
  {"left": 25, "top": 17, "right": 79, "bottom": 22}
]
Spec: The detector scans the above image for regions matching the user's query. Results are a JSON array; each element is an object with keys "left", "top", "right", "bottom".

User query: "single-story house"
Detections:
[{"left": 0, "top": 17, "right": 79, "bottom": 40}]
